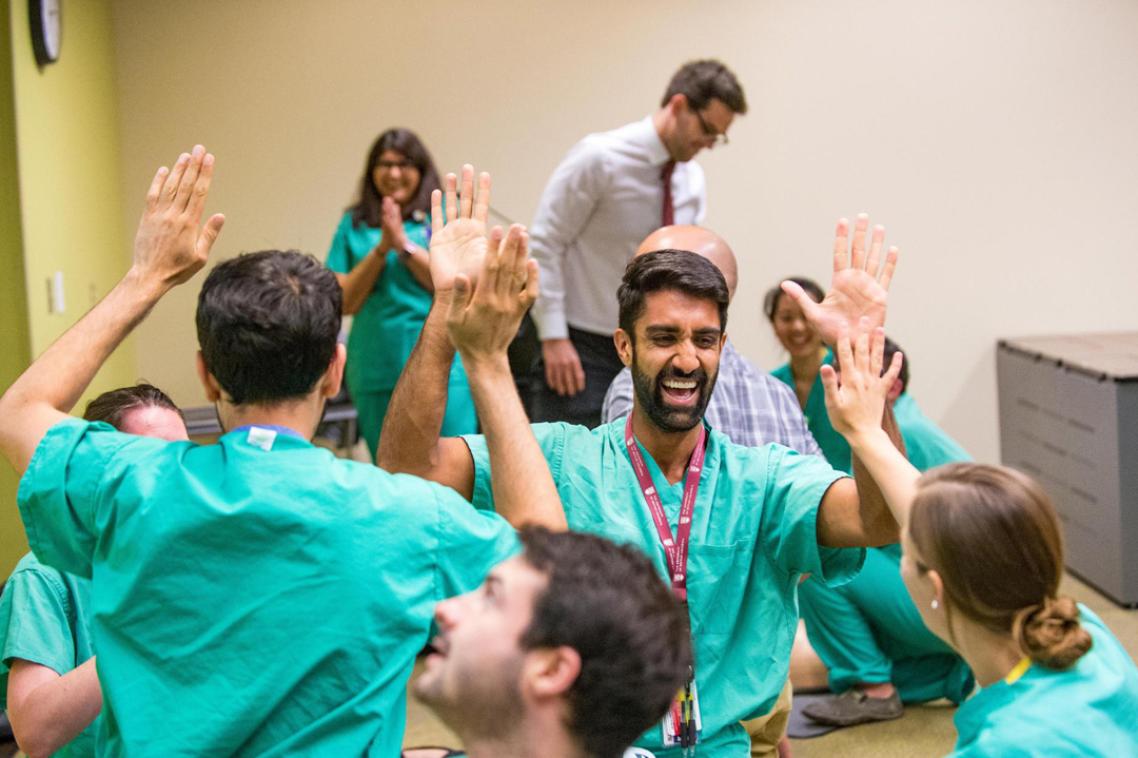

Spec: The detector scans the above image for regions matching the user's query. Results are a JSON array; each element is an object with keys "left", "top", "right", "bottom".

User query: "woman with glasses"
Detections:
[{"left": 326, "top": 129, "right": 476, "bottom": 460}]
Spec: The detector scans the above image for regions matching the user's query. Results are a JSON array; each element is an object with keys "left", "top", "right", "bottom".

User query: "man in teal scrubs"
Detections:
[
  {"left": 381, "top": 213, "right": 907, "bottom": 756},
  {"left": 0, "top": 148, "right": 563, "bottom": 755},
  {"left": 407, "top": 527, "right": 692, "bottom": 758},
  {"left": 799, "top": 337, "right": 975, "bottom": 725},
  {"left": 0, "top": 552, "right": 95, "bottom": 757},
  {"left": 1, "top": 383, "right": 187, "bottom": 757}
]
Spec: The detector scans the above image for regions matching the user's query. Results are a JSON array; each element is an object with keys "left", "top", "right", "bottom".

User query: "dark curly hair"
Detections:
[
  {"left": 519, "top": 527, "right": 692, "bottom": 758},
  {"left": 196, "top": 251, "right": 342, "bottom": 405}
]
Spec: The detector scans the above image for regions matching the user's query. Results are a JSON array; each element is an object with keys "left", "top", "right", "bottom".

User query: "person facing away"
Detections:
[
  {"left": 326, "top": 128, "right": 478, "bottom": 461},
  {"left": 0, "top": 147, "right": 564, "bottom": 756},
  {"left": 815, "top": 331, "right": 1138, "bottom": 757},
  {"left": 379, "top": 195, "right": 909, "bottom": 756},
  {"left": 796, "top": 337, "right": 975, "bottom": 727},
  {"left": 602, "top": 224, "right": 821, "bottom": 457},
  {"left": 0, "top": 384, "right": 187, "bottom": 758},
  {"left": 528, "top": 60, "right": 747, "bottom": 427},
  {"left": 405, "top": 527, "right": 692, "bottom": 758}
]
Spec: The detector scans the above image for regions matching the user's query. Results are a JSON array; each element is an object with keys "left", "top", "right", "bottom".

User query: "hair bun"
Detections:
[{"left": 1013, "top": 596, "right": 1093, "bottom": 670}]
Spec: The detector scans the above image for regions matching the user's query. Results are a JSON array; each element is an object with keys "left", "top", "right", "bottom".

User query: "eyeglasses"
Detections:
[
  {"left": 376, "top": 159, "right": 416, "bottom": 171},
  {"left": 692, "top": 108, "right": 729, "bottom": 147}
]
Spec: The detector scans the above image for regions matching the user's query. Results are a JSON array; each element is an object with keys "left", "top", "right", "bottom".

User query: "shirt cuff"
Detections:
[{"left": 531, "top": 301, "right": 569, "bottom": 341}]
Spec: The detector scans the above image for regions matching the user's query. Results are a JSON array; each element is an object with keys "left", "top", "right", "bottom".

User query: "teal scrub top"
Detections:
[
  {"left": 950, "top": 605, "right": 1138, "bottom": 757},
  {"left": 892, "top": 393, "right": 970, "bottom": 472},
  {"left": 0, "top": 552, "right": 97, "bottom": 757},
  {"left": 326, "top": 211, "right": 470, "bottom": 393},
  {"left": 464, "top": 419, "right": 864, "bottom": 757},
  {"left": 18, "top": 418, "right": 519, "bottom": 756},
  {"left": 771, "top": 351, "right": 852, "bottom": 473}
]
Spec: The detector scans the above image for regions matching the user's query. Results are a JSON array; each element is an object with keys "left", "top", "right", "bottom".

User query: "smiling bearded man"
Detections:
[
  {"left": 625, "top": 265, "right": 720, "bottom": 435},
  {"left": 381, "top": 204, "right": 905, "bottom": 756}
]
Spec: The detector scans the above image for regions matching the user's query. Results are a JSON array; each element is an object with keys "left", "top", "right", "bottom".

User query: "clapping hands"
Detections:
[{"left": 380, "top": 196, "right": 407, "bottom": 253}]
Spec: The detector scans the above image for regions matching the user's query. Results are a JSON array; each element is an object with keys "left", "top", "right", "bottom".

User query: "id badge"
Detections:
[{"left": 661, "top": 678, "right": 702, "bottom": 749}]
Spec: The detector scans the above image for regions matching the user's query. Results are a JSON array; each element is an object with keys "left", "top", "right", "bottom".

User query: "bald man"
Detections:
[{"left": 601, "top": 225, "right": 820, "bottom": 457}]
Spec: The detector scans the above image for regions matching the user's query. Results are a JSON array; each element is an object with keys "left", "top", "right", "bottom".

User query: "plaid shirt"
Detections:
[{"left": 600, "top": 340, "right": 822, "bottom": 456}]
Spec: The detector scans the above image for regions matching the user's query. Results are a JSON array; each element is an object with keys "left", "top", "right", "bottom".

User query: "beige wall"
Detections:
[{"left": 110, "top": 0, "right": 1138, "bottom": 463}]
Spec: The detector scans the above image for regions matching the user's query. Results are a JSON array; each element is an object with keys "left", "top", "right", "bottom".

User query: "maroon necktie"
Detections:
[{"left": 660, "top": 160, "right": 676, "bottom": 226}]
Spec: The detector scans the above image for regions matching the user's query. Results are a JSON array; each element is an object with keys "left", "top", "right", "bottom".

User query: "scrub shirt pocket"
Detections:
[{"left": 687, "top": 540, "right": 750, "bottom": 640}]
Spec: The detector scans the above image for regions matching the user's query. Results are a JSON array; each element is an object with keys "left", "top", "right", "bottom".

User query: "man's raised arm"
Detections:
[
  {"left": 0, "top": 146, "right": 223, "bottom": 474},
  {"left": 378, "top": 167, "right": 566, "bottom": 530}
]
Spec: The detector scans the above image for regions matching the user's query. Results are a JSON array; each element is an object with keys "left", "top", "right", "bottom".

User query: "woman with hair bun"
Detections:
[{"left": 821, "top": 328, "right": 1138, "bottom": 756}]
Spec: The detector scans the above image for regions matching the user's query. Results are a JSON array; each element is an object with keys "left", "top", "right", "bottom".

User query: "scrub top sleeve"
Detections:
[
  {"left": 17, "top": 418, "right": 132, "bottom": 578},
  {"left": 431, "top": 484, "right": 522, "bottom": 600},
  {"left": 0, "top": 567, "right": 77, "bottom": 709},
  {"left": 460, "top": 422, "right": 569, "bottom": 513},
  {"left": 758, "top": 446, "right": 865, "bottom": 584},
  {"left": 325, "top": 213, "right": 353, "bottom": 274}
]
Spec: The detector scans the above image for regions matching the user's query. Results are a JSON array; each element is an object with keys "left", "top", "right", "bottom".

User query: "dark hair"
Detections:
[
  {"left": 881, "top": 336, "right": 910, "bottom": 394},
  {"left": 518, "top": 528, "right": 691, "bottom": 758},
  {"left": 348, "top": 128, "right": 441, "bottom": 228},
  {"left": 909, "top": 464, "right": 1092, "bottom": 670},
  {"left": 661, "top": 59, "right": 747, "bottom": 115},
  {"left": 83, "top": 383, "right": 183, "bottom": 430},
  {"left": 196, "top": 251, "right": 342, "bottom": 405},
  {"left": 763, "top": 277, "right": 824, "bottom": 321},
  {"left": 617, "top": 250, "right": 730, "bottom": 338}
]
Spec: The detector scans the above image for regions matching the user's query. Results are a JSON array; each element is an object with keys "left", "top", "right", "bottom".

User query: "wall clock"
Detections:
[{"left": 29, "top": 0, "right": 62, "bottom": 66}]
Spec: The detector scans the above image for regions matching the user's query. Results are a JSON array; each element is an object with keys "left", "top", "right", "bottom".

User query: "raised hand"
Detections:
[
  {"left": 446, "top": 224, "right": 539, "bottom": 363},
  {"left": 132, "top": 145, "right": 225, "bottom": 289},
  {"left": 820, "top": 322, "right": 903, "bottom": 439},
  {"left": 781, "top": 213, "right": 897, "bottom": 345},
  {"left": 429, "top": 165, "right": 491, "bottom": 292}
]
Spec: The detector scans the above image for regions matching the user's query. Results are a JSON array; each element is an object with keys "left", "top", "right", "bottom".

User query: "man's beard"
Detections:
[
  {"left": 414, "top": 652, "right": 525, "bottom": 743},
  {"left": 631, "top": 357, "right": 716, "bottom": 433}
]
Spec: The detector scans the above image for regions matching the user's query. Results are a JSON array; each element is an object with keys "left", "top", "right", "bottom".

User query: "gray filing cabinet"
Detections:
[{"left": 997, "top": 332, "right": 1138, "bottom": 607}]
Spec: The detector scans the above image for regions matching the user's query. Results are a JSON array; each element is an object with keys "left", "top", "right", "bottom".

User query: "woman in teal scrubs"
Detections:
[
  {"left": 795, "top": 336, "right": 974, "bottom": 726},
  {"left": 764, "top": 277, "right": 851, "bottom": 473},
  {"left": 326, "top": 129, "right": 476, "bottom": 460},
  {"left": 824, "top": 338, "right": 1138, "bottom": 755},
  {"left": 904, "top": 465, "right": 1138, "bottom": 756}
]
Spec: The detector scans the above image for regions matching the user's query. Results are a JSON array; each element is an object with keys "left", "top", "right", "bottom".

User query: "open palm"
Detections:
[
  {"left": 429, "top": 166, "right": 492, "bottom": 292},
  {"left": 782, "top": 214, "right": 898, "bottom": 345}
]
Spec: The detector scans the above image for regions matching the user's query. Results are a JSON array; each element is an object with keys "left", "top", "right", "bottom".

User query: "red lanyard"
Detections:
[{"left": 624, "top": 415, "right": 707, "bottom": 603}]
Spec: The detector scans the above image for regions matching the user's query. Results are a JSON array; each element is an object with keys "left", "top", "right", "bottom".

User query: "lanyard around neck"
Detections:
[{"left": 623, "top": 415, "right": 708, "bottom": 602}]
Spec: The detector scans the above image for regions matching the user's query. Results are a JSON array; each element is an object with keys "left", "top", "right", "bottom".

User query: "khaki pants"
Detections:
[{"left": 741, "top": 678, "right": 793, "bottom": 757}]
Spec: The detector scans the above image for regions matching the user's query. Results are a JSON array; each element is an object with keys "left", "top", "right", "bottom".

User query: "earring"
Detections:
[{"left": 930, "top": 599, "right": 939, "bottom": 610}]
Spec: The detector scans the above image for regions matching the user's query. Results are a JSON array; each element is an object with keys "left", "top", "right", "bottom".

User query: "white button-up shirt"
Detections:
[{"left": 529, "top": 117, "right": 706, "bottom": 340}]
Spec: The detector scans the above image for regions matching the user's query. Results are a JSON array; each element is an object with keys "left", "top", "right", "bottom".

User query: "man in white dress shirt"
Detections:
[{"left": 527, "top": 60, "right": 747, "bottom": 427}]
